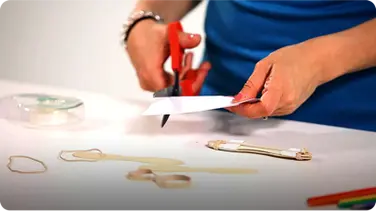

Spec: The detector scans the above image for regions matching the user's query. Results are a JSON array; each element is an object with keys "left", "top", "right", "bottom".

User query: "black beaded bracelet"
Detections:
[{"left": 122, "top": 10, "right": 164, "bottom": 46}]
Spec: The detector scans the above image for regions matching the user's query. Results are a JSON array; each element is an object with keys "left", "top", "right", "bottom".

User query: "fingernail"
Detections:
[
  {"left": 188, "top": 34, "right": 199, "bottom": 39},
  {"left": 233, "top": 93, "right": 244, "bottom": 103}
]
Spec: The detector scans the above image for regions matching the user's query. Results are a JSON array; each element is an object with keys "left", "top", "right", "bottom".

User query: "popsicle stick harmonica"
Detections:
[{"left": 207, "top": 140, "right": 312, "bottom": 161}]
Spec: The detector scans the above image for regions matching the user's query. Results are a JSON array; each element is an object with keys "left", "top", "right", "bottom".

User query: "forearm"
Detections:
[
  {"left": 134, "top": 0, "right": 202, "bottom": 23},
  {"left": 319, "top": 18, "right": 376, "bottom": 83}
]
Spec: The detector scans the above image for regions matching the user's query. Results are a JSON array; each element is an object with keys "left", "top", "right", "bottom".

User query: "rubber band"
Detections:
[
  {"left": 126, "top": 168, "right": 191, "bottom": 189},
  {"left": 126, "top": 168, "right": 155, "bottom": 181},
  {"left": 153, "top": 174, "right": 191, "bottom": 189},
  {"left": 7, "top": 155, "right": 47, "bottom": 174},
  {"left": 59, "top": 148, "right": 104, "bottom": 162}
]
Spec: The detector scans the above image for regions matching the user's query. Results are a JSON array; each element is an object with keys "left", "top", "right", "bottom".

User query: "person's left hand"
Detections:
[{"left": 226, "top": 38, "right": 333, "bottom": 118}]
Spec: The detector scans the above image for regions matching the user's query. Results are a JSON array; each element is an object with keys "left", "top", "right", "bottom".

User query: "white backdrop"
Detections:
[{"left": 0, "top": 0, "right": 207, "bottom": 99}]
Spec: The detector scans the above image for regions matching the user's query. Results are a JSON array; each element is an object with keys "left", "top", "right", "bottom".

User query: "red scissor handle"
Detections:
[
  {"left": 168, "top": 21, "right": 199, "bottom": 96},
  {"left": 168, "top": 22, "right": 184, "bottom": 73}
]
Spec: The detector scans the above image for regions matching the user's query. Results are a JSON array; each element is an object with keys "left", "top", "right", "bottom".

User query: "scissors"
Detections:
[{"left": 153, "top": 21, "right": 198, "bottom": 128}]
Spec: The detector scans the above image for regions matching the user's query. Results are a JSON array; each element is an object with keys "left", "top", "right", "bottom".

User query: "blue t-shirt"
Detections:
[{"left": 200, "top": 0, "right": 376, "bottom": 132}]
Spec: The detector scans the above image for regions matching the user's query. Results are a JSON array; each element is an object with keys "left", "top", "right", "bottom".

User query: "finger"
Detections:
[
  {"left": 184, "top": 52, "right": 193, "bottom": 69},
  {"left": 260, "top": 76, "right": 282, "bottom": 116},
  {"left": 226, "top": 89, "right": 282, "bottom": 119},
  {"left": 269, "top": 108, "right": 288, "bottom": 117},
  {"left": 226, "top": 102, "right": 268, "bottom": 119},
  {"left": 139, "top": 65, "right": 173, "bottom": 91},
  {"left": 232, "top": 59, "right": 273, "bottom": 103},
  {"left": 163, "top": 71, "right": 175, "bottom": 87},
  {"left": 181, "top": 52, "right": 194, "bottom": 80},
  {"left": 228, "top": 71, "right": 282, "bottom": 118},
  {"left": 136, "top": 68, "right": 161, "bottom": 91},
  {"left": 262, "top": 74, "right": 272, "bottom": 95},
  {"left": 178, "top": 32, "right": 201, "bottom": 49}
]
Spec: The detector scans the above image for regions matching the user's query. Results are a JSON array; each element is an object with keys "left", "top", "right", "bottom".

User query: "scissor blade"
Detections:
[
  {"left": 161, "top": 114, "right": 170, "bottom": 128},
  {"left": 154, "top": 87, "right": 171, "bottom": 98},
  {"left": 160, "top": 70, "right": 180, "bottom": 128},
  {"left": 154, "top": 86, "right": 182, "bottom": 98}
]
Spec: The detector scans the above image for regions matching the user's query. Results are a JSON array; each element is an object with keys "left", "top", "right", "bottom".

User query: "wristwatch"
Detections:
[{"left": 121, "top": 10, "right": 164, "bottom": 47}]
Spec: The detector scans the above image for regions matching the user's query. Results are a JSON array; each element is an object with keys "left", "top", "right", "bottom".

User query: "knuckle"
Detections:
[
  {"left": 243, "top": 82, "right": 253, "bottom": 91},
  {"left": 244, "top": 78, "right": 256, "bottom": 90},
  {"left": 284, "top": 94, "right": 295, "bottom": 106},
  {"left": 139, "top": 81, "right": 149, "bottom": 91},
  {"left": 265, "top": 107, "right": 274, "bottom": 116},
  {"left": 285, "top": 107, "right": 296, "bottom": 115},
  {"left": 255, "top": 60, "right": 269, "bottom": 71},
  {"left": 282, "top": 100, "right": 298, "bottom": 115},
  {"left": 254, "top": 61, "right": 263, "bottom": 71}
]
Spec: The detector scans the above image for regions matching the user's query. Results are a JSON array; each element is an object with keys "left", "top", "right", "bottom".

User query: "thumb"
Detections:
[
  {"left": 232, "top": 60, "right": 272, "bottom": 103},
  {"left": 178, "top": 32, "right": 201, "bottom": 49}
]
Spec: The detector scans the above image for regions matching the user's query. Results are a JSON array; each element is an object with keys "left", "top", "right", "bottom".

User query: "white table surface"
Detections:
[{"left": 1, "top": 79, "right": 375, "bottom": 210}]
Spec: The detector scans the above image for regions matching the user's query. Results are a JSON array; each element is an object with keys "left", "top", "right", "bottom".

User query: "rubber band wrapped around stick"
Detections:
[
  {"left": 207, "top": 140, "right": 313, "bottom": 161},
  {"left": 126, "top": 168, "right": 191, "bottom": 189},
  {"left": 59, "top": 148, "right": 104, "bottom": 162},
  {"left": 7, "top": 156, "right": 48, "bottom": 174}
]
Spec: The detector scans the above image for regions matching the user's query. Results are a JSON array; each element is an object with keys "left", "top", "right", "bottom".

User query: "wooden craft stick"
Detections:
[
  {"left": 138, "top": 165, "right": 257, "bottom": 174},
  {"left": 126, "top": 169, "right": 191, "bottom": 189},
  {"left": 59, "top": 148, "right": 104, "bottom": 162},
  {"left": 71, "top": 150, "right": 184, "bottom": 165},
  {"left": 207, "top": 140, "right": 312, "bottom": 161},
  {"left": 337, "top": 194, "right": 376, "bottom": 209},
  {"left": 60, "top": 149, "right": 257, "bottom": 174},
  {"left": 307, "top": 187, "right": 376, "bottom": 207},
  {"left": 7, "top": 155, "right": 48, "bottom": 174}
]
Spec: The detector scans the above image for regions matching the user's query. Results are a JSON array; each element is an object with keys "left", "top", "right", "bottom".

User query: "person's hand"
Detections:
[
  {"left": 126, "top": 20, "right": 211, "bottom": 92},
  {"left": 227, "top": 38, "right": 332, "bottom": 118}
]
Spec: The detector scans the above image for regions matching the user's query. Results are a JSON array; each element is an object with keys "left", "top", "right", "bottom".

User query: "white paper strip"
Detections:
[
  {"left": 142, "top": 96, "right": 259, "bottom": 116},
  {"left": 220, "top": 143, "right": 241, "bottom": 151},
  {"left": 280, "top": 150, "right": 297, "bottom": 157}
]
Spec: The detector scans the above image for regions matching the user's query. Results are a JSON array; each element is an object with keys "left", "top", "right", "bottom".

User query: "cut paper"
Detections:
[{"left": 142, "top": 96, "right": 259, "bottom": 116}]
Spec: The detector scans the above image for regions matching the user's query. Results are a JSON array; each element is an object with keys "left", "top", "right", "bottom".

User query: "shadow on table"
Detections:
[
  {"left": 259, "top": 129, "right": 376, "bottom": 154},
  {"left": 1, "top": 118, "right": 112, "bottom": 133},
  {"left": 124, "top": 109, "right": 283, "bottom": 136},
  {"left": 122, "top": 97, "right": 376, "bottom": 155}
]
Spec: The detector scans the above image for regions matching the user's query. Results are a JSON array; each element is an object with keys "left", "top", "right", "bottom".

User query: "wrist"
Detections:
[
  {"left": 122, "top": 10, "right": 164, "bottom": 47},
  {"left": 126, "top": 19, "right": 160, "bottom": 45},
  {"left": 304, "top": 35, "right": 350, "bottom": 86},
  {"left": 315, "top": 24, "right": 376, "bottom": 84}
]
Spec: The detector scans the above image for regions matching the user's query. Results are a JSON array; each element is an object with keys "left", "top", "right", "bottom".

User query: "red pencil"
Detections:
[{"left": 307, "top": 187, "right": 376, "bottom": 207}]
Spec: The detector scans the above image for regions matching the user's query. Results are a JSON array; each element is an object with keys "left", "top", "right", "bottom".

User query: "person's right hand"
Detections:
[{"left": 126, "top": 20, "right": 211, "bottom": 92}]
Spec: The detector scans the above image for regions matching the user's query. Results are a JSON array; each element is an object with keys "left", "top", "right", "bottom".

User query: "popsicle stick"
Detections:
[
  {"left": 207, "top": 140, "right": 312, "bottom": 161},
  {"left": 69, "top": 151, "right": 185, "bottom": 166},
  {"left": 61, "top": 149, "right": 257, "bottom": 175},
  {"left": 138, "top": 165, "right": 257, "bottom": 174}
]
